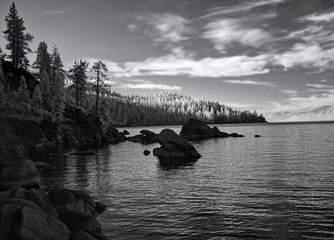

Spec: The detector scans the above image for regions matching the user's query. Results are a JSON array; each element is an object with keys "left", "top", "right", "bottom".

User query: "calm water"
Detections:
[{"left": 30, "top": 122, "right": 334, "bottom": 239}]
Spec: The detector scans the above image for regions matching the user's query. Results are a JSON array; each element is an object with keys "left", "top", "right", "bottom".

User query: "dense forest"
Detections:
[{"left": 0, "top": 2, "right": 266, "bottom": 130}]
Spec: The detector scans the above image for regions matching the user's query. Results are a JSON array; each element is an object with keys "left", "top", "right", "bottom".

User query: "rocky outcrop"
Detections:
[
  {"left": 103, "top": 125, "right": 127, "bottom": 144},
  {"left": 0, "top": 186, "right": 108, "bottom": 240},
  {"left": 153, "top": 129, "right": 201, "bottom": 168},
  {"left": 180, "top": 118, "right": 244, "bottom": 140},
  {"left": 128, "top": 129, "right": 158, "bottom": 144}
]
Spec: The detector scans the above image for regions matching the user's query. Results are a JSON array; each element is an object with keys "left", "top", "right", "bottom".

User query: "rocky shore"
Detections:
[{"left": 0, "top": 186, "right": 108, "bottom": 240}]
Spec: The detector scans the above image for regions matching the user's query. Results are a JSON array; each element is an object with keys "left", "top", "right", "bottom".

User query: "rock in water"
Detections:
[{"left": 154, "top": 129, "right": 201, "bottom": 160}]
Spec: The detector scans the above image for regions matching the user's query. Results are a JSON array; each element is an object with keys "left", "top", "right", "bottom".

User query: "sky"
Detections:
[{"left": 1, "top": 0, "right": 334, "bottom": 115}]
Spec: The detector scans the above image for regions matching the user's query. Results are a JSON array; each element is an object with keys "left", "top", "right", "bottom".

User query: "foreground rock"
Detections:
[
  {"left": 153, "top": 129, "right": 201, "bottom": 168},
  {"left": 0, "top": 186, "right": 108, "bottom": 240},
  {"left": 180, "top": 118, "right": 244, "bottom": 140},
  {"left": 103, "top": 125, "right": 127, "bottom": 144}
]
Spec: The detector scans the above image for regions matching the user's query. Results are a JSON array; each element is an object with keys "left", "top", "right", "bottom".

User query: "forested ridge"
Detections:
[{"left": 0, "top": 2, "right": 266, "bottom": 129}]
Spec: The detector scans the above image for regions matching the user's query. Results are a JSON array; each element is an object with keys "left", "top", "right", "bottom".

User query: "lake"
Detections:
[{"left": 29, "top": 122, "right": 334, "bottom": 239}]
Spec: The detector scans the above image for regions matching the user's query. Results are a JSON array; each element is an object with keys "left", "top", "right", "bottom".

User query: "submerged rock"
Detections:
[{"left": 143, "top": 149, "right": 151, "bottom": 156}]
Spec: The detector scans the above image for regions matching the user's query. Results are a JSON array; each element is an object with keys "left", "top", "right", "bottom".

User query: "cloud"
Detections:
[
  {"left": 305, "top": 83, "right": 334, "bottom": 89},
  {"left": 122, "top": 53, "right": 270, "bottom": 77},
  {"left": 300, "top": 11, "right": 334, "bottom": 22},
  {"left": 223, "top": 79, "right": 276, "bottom": 87},
  {"left": 202, "top": 18, "right": 272, "bottom": 52},
  {"left": 202, "top": 0, "right": 286, "bottom": 18},
  {"left": 281, "top": 89, "right": 298, "bottom": 96},
  {"left": 132, "top": 13, "right": 191, "bottom": 43},
  {"left": 43, "top": 10, "right": 67, "bottom": 15},
  {"left": 122, "top": 83, "right": 182, "bottom": 91}
]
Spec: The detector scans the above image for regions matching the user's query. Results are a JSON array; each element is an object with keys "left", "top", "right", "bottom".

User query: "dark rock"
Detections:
[
  {"left": 48, "top": 188, "right": 97, "bottom": 216},
  {"left": 127, "top": 134, "right": 144, "bottom": 143},
  {"left": 255, "top": 134, "right": 261, "bottom": 138},
  {"left": 230, "top": 133, "right": 244, "bottom": 137},
  {"left": 156, "top": 129, "right": 201, "bottom": 160},
  {"left": 103, "top": 125, "right": 127, "bottom": 144},
  {"left": 0, "top": 190, "right": 9, "bottom": 200},
  {"left": 128, "top": 130, "right": 158, "bottom": 144},
  {"left": 123, "top": 130, "right": 130, "bottom": 135},
  {"left": 143, "top": 149, "right": 150, "bottom": 156},
  {"left": 140, "top": 129, "right": 156, "bottom": 139},
  {"left": 153, "top": 143, "right": 187, "bottom": 159},
  {"left": 180, "top": 118, "right": 213, "bottom": 136},
  {"left": 73, "top": 230, "right": 97, "bottom": 240},
  {"left": 95, "top": 201, "right": 107, "bottom": 214},
  {"left": 69, "top": 150, "right": 96, "bottom": 156},
  {"left": 92, "top": 233, "right": 109, "bottom": 240},
  {"left": 0, "top": 198, "right": 42, "bottom": 211},
  {"left": 212, "top": 126, "right": 230, "bottom": 138},
  {"left": 0, "top": 159, "right": 40, "bottom": 191},
  {"left": 0, "top": 204, "right": 20, "bottom": 240},
  {"left": 9, "top": 186, "right": 58, "bottom": 217},
  {"left": 12, "top": 206, "right": 71, "bottom": 240},
  {"left": 59, "top": 210, "right": 101, "bottom": 234}
]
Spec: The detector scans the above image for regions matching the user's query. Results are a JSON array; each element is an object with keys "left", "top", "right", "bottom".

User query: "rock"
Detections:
[
  {"left": 212, "top": 126, "right": 230, "bottom": 138},
  {"left": 140, "top": 129, "right": 156, "bottom": 139},
  {"left": 127, "top": 134, "right": 144, "bottom": 143},
  {"left": 12, "top": 206, "right": 71, "bottom": 240},
  {"left": 0, "top": 204, "right": 20, "bottom": 240},
  {"left": 143, "top": 150, "right": 150, "bottom": 156},
  {"left": 123, "top": 130, "right": 130, "bottom": 135},
  {"left": 59, "top": 210, "right": 101, "bottom": 234},
  {"left": 230, "top": 133, "right": 244, "bottom": 137},
  {"left": 0, "top": 191, "right": 9, "bottom": 200},
  {"left": 156, "top": 129, "right": 201, "bottom": 160},
  {"left": 180, "top": 118, "right": 213, "bottom": 136},
  {"left": 153, "top": 143, "right": 187, "bottom": 159},
  {"left": 0, "top": 198, "right": 42, "bottom": 211},
  {"left": 73, "top": 230, "right": 98, "bottom": 240},
  {"left": 255, "top": 134, "right": 261, "bottom": 138},
  {"left": 9, "top": 186, "right": 58, "bottom": 217},
  {"left": 128, "top": 130, "right": 158, "bottom": 144},
  {"left": 95, "top": 201, "right": 107, "bottom": 214},
  {"left": 48, "top": 188, "right": 97, "bottom": 216},
  {"left": 69, "top": 150, "right": 96, "bottom": 156},
  {"left": 103, "top": 125, "right": 127, "bottom": 144},
  {"left": 0, "top": 159, "right": 40, "bottom": 190}
]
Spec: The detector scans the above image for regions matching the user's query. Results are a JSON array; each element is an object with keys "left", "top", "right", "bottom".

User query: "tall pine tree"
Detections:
[
  {"left": 39, "top": 69, "right": 52, "bottom": 111},
  {"left": 34, "top": 41, "right": 51, "bottom": 76},
  {"left": 51, "top": 45, "right": 63, "bottom": 74},
  {"left": 51, "top": 72, "right": 65, "bottom": 121},
  {"left": 3, "top": 2, "right": 34, "bottom": 68},
  {"left": 32, "top": 85, "right": 43, "bottom": 109},
  {"left": 91, "top": 61, "right": 108, "bottom": 117},
  {"left": 69, "top": 60, "right": 89, "bottom": 107},
  {"left": 17, "top": 76, "right": 30, "bottom": 103}
]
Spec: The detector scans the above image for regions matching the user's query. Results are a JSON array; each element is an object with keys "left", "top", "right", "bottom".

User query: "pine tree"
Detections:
[
  {"left": 69, "top": 60, "right": 89, "bottom": 107},
  {"left": 34, "top": 41, "right": 51, "bottom": 76},
  {"left": 17, "top": 76, "right": 30, "bottom": 103},
  {"left": 3, "top": 2, "right": 34, "bottom": 68},
  {"left": 50, "top": 45, "right": 63, "bottom": 74},
  {"left": 91, "top": 61, "right": 108, "bottom": 117},
  {"left": 39, "top": 69, "right": 52, "bottom": 111},
  {"left": 51, "top": 71, "right": 65, "bottom": 120},
  {"left": 32, "top": 85, "right": 43, "bottom": 109}
]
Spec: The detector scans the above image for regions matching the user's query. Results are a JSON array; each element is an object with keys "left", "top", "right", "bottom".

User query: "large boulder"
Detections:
[
  {"left": 103, "top": 125, "right": 127, "bottom": 144},
  {"left": 0, "top": 158, "right": 40, "bottom": 191},
  {"left": 12, "top": 206, "right": 71, "bottom": 240},
  {"left": 180, "top": 118, "right": 242, "bottom": 140},
  {"left": 48, "top": 188, "right": 97, "bottom": 216},
  {"left": 154, "top": 129, "right": 201, "bottom": 160},
  {"left": 128, "top": 129, "right": 158, "bottom": 144},
  {"left": 59, "top": 210, "right": 101, "bottom": 234}
]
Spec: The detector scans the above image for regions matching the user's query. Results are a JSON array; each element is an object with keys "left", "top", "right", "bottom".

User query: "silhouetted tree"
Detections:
[
  {"left": 34, "top": 41, "right": 51, "bottom": 76},
  {"left": 69, "top": 60, "right": 89, "bottom": 107},
  {"left": 50, "top": 45, "right": 63, "bottom": 74},
  {"left": 17, "top": 76, "right": 30, "bottom": 103},
  {"left": 3, "top": 2, "right": 34, "bottom": 68},
  {"left": 90, "top": 61, "right": 108, "bottom": 117}
]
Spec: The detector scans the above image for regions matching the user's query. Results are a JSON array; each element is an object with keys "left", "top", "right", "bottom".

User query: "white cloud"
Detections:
[
  {"left": 134, "top": 13, "right": 191, "bottom": 43},
  {"left": 123, "top": 53, "right": 270, "bottom": 77},
  {"left": 122, "top": 83, "right": 182, "bottom": 91},
  {"left": 281, "top": 89, "right": 298, "bottom": 96},
  {"left": 300, "top": 11, "right": 334, "bottom": 22},
  {"left": 223, "top": 79, "right": 276, "bottom": 87},
  {"left": 203, "top": 18, "right": 272, "bottom": 52},
  {"left": 202, "top": 0, "right": 286, "bottom": 18},
  {"left": 43, "top": 10, "right": 67, "bottom": 15},
  {"left": 305, "top": 83, "right": 334, "bottom": 89}
]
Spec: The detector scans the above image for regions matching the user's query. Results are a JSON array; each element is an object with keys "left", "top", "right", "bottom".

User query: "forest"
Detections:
[{"left": 0, "top": 2, "right": 266, "bottom": 129}]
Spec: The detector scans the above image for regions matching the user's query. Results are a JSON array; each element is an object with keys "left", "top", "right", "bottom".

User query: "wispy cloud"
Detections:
[
  {"left": 202, "top": 18, "right": 273, "bottom": 52},
  {"left": 202, "top": 0, "right": 286, "bottom": 18},
  {"left": 300, "top": 11, "right": 334, "bottom": 22},
  {"left": 281, "top": 89, "right": 298, "bottom": 96},
  {"left": 43, "top": 9, "right": 67, "bottom": 15},
  {"left": 122, "top": 83, "right": 182, "bottom": 91},
  {"left": 131, "top": 13, "right": 191, "bottom": 43},
  {"left": 223, "top": 79, "right": 276, "bottom": 87}
]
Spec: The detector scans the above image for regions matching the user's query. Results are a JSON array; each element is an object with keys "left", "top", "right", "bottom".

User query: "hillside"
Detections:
[{"left": 265, "top": 105, "right": 334, "bottom": 122}]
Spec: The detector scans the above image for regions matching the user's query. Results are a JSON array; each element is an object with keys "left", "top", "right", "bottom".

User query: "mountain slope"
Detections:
[{"left": 266, "top": 106, "right": 334, "bottom": 122}]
